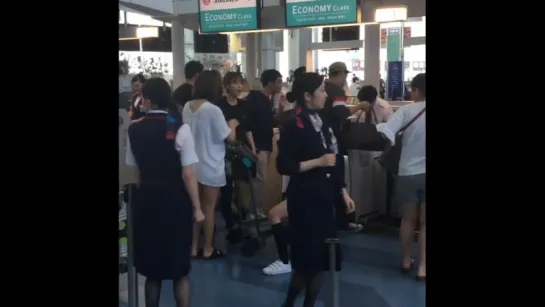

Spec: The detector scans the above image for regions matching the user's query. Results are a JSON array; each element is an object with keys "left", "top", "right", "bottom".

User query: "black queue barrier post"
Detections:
[
  {"left": 126, "top": 184, "right": 139, "bottom": 307},
  {"left": 120, "top": 109, "right": 139, "bottom": 307},
  {"left": 325, "top": 238, "right": 340, "bottom": 307}
]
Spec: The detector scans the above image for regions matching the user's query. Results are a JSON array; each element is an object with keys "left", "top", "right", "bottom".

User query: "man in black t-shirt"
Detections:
[
  {"left": 172, "top": 61, "right": 204, "bottom": 111},
  {"left": 246, "top": 69, "right": 283, "bottom": 215},
  {"left": 216, "top": 72, "right": 256, "bottom": 233},
  {"left": 216, "top": 72, "right": 256, "bottom": 154}
]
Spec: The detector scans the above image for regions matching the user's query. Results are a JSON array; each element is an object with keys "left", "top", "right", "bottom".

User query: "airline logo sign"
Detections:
[
  {"left": 199, "top": 0, "right": 258, "bottom": 32},
  {"left": 286, "top": 0, "right": 357, "bottom": 27}
]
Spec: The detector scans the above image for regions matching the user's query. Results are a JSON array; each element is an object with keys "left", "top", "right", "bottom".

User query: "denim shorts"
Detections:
[{"left": 395, "top": 173, "right": 426, "bottom": 204}]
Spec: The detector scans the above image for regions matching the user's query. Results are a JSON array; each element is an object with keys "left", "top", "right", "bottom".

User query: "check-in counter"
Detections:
[
  {"left": 343, "top": 101, "right": 413, "bottom": 219},
  {"left": 343, "top": 114, "right": 389, "bottom": 219},
  {"left": 346, "top": 100, "right": 413, "bottom": 113},
  {"left": 347, "top": 150, "right": 387, "bottom": 218}
]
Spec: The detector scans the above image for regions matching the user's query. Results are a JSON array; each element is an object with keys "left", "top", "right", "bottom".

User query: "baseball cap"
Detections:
[{"left": 328, "top": 62, "right": 350, "bottom": 74}]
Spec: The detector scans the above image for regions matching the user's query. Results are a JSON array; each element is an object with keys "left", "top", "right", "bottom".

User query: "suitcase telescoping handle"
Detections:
[{"left": 325, "top": 237, "right": 340, "bottom": 307}]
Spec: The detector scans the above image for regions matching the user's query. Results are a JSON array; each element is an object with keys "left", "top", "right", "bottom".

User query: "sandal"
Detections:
[
  {"left": 416, "top": 266, "right": 426, "bottom": 281},
  {"left": 202, "top": 248, "right": 226, "bottom": 260},
  {"left": 191, "top": 249, "right": 203, "bottom": 259},
  {"left": 400, "top": 258, "right": 415, "bottom": 273}
]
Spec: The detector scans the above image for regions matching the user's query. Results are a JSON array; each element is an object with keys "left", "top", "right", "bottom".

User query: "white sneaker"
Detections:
[{"left": 262, "top": 260, "right": 292, "bottom": 275}]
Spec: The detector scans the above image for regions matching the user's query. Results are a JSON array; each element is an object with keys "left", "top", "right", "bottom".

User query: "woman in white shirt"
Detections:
[
  {"left": 376, "top": 73, "right": 426, "bottom": 281},
  {"left": 183, "top": 70, "right": 237, "bottom": 260}
]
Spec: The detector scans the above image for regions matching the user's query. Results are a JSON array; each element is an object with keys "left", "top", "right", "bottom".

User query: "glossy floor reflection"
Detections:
[{"left": 120, "top": 230, "right": 425, "bottom": 307}]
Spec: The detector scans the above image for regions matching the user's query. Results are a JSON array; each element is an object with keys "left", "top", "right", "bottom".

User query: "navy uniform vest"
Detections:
[{"left": 128, "top": 111, "right": 187, "bottom": 193}]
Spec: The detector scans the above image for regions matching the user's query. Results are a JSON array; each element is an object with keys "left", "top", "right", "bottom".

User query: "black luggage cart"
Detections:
[{"left": 226, "top": 141, "right": 273, "bottom": 256}]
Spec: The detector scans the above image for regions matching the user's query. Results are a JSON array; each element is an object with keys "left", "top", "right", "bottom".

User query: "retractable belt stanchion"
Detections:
[
  {"left": 119, "top": 109, "right": 139, "bottom": 307},
  {"left": 325, "top": 238, "right": 340, "bottom": 307},
  {"left": 126, "top": 184, "right": 138, "bottom": 307}
]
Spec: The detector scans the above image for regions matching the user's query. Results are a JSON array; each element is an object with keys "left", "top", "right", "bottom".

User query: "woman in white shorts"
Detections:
[{"left": 183, "top": 70, "right": 237, "bottom": 260}]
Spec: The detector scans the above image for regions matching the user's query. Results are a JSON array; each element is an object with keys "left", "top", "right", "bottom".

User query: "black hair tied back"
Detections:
[
  {"left": 289, "top": 72, "right": 324, "bottom": 107},
  {"left": 286, "top": 91, "right": 296, "bottom": 103}
]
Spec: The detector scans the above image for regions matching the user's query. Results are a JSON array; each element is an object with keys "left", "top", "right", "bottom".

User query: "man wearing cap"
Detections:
[{"left": 323, "top": 62, "right": 364, "bottom": 232}]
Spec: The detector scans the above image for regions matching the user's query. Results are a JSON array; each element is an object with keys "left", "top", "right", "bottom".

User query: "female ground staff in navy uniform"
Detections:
[
  {"left": 277, "top": 73, "right": 355, "bottom": 307},
  {"left": 125, "top": 78, "right": 205, "bottom": 307}
]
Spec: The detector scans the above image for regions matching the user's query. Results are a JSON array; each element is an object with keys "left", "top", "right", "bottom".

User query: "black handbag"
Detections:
[
  {"left": 378, "top": 107, "right": 426, "bottom": 175},
  {"left": 340, "top": 109, "right": 387, "bottom": 151}
]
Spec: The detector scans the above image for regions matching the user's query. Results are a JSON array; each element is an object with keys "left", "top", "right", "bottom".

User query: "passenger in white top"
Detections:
[
  {"left": 183, "top": 101, "right": 232, "bottom": 187},
  {"left": 182, "top": 70, "right": 236, "bottom": 260},
  {"left": 376, "top": 73, "right": 426, "bottom": 281},
  {"left": 376, "top": 101, "right": 425, "bottom": 175}
]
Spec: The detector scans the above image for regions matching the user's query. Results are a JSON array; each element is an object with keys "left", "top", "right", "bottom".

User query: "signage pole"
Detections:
[{"left": 386, "top": 27, "right": 404, "bottom": 101}]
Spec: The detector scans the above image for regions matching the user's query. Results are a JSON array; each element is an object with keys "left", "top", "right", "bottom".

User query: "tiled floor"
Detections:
[{"left": 120, "top": 228, "right": 425, "bottom": 307}]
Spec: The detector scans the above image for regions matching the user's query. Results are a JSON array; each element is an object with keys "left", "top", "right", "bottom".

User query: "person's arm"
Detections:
[
  {"left": 241, "top": 103, "right": 256, "bottom": 153},
  {"left": 376, "top": 98, "right": 394, "bottom": 122},
  {"left": 245, "top": 131, "right": 256, "bottom": 154},
  {"left": 382, "top": 105, "right": 394, "bottom": 122},
  {"left": 226, "top": 119, "right": 238, "bottom": 143},
  {"left": 129, "top": 95, "right": 142, "bottom": 120},
  {"left": 376, "top": 106, "right": 406, "bottom": 145},
  {"left": 174, "top": 124, "right": 202, "bottom": 214},
  {"left": 276, "top": 120, "right": 329, "bottom": 175}
]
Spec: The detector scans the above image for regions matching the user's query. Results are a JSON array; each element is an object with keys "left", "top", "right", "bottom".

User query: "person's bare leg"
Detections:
[
  {"left": 191, "top": 185, "right": 204, "bottom": 257},
  {"left": 263, "top": 200, "right": 291, "bottom": 275},
  {"left": 417, "top": 203, "right": 426, "bottom": 277},
  {"left": 144, "top": 278, "right": 162, "bottom": 307},
  {"left": 400, "top": 203, "right": 419, "bottom": 269},
  {"left": 202, "top": 185, "right": 220, "bottom": 257},
  {"left": 268, "top": 200, "right": 287, "bottom": 224},
  {"left": 173, "top": 276, "right": 190, "bottom": 307}
]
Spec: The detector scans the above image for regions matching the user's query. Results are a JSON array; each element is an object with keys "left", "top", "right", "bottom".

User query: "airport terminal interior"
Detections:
[
  {"left": 119, "top": 0, "right": 426, "bottom": 306},
  {"left": 119, "top": 221, "right": 425, "bottom": 307}
]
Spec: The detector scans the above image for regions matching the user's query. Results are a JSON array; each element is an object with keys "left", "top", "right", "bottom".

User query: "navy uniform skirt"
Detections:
[{"left": 133, "top": 184, "right": 193, "bottom": 280}]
